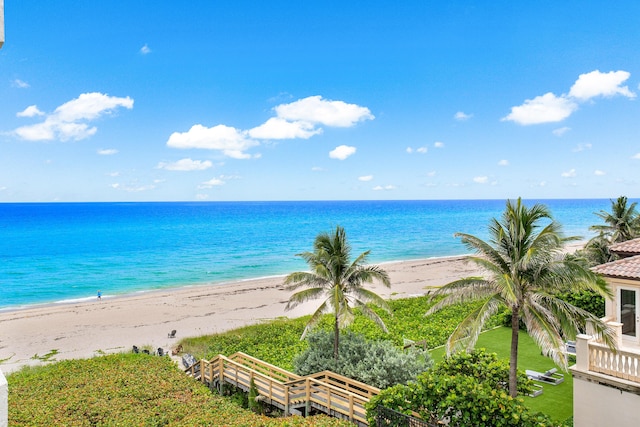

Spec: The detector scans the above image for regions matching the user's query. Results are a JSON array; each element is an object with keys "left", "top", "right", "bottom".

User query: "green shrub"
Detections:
[
  {"left": 366, "top": 349, "right": 551, "bottom": 427},
  {"left": 555, "top": 289, "right": 605, "bottom": 318},
  {"left": 294, "top": 330, "right": 433, "bottom": 389}
]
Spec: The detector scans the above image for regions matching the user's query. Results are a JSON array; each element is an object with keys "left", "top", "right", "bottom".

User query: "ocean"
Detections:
[{"left": 0, "top": 199, "right": 622, "bottom": 309}]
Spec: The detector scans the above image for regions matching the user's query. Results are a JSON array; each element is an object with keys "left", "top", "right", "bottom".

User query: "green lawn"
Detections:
[{"left": 431, "top": 327, "right": 573, "bottom": 423}]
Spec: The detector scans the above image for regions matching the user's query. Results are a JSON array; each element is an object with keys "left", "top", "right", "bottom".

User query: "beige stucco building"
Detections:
[{"left": 571, "top": 238, "right": 640, "bottom": 427}]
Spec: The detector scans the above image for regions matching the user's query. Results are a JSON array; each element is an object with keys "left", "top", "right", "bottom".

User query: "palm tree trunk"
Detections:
[
  {"left": 509, "top": 307, "right": 520, "bottom": 398},
  {"left": 334, "top": 314, "right": 340, "bottom": 361}
]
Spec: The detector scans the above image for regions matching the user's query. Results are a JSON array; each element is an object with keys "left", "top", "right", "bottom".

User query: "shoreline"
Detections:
[
  {"left": 0, "top": 254, "right": 473, "bottom": 314},
  {"left": 0, "top": 255, "right": 479, "bottom": 374}
]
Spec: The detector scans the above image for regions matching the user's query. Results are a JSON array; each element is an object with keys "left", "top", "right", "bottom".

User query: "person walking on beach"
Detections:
[{"left": 97, "top": 290, "right": 102, "bottom": 301}]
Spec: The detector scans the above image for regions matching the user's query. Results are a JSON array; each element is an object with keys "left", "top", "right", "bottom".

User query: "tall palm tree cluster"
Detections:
[
  {"left": 583, "top": 196, "right": 640, "bottom": 265},
  {"left": 284, "top": 199, "right": 620, "bottom": 401}
]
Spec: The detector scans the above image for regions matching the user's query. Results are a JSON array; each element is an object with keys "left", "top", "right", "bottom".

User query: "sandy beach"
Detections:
[{"left": 0, "top": 256, "right": 484, "bottom": 373}]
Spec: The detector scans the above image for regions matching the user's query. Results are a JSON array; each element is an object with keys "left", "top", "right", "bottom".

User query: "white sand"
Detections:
[{"left": 0, "top": 256, "right": 483, "bottom": 373}]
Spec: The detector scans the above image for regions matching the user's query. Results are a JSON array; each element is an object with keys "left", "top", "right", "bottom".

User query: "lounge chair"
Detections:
[
  {"left": 565, "top": 341, "right": 576, "bottom": 355},
  {"left": 526, "top": 368, "right": 564, "bottom": 385},
  {"left": 142, "top": 349, "right": 150, "bottom": 355},
  {"left": 132, "top": 345, "right": 139, "bottom": 354},
  {"left": 157, "top": 347, "right": 165, "bottom": 357},
  {"left": 168, "top": 329, "right": 177, "bottom": 338},
  {"left": 528, "top": 383, "right": 544, "bottom": 397}
]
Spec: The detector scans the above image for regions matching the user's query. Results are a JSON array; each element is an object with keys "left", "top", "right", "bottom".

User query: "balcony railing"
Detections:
[{"left": 587, "top": 341, "right": 640, "bottom": 383}]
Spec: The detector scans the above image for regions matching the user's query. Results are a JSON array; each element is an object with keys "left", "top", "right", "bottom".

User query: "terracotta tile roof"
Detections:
[
  {"left": 593, "top": 255, "right": 640, "bottom": 280},
  {"left": 609, "top": 238, "right": 640, "bottom": 255}
]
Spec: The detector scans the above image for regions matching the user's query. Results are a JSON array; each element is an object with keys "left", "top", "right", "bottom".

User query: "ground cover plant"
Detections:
[
  {"left": 180, "top": 295, "right": 502, "bottom": 371},
  {"left": 7, "top": 353, "right": 352, "bottom": 426}
]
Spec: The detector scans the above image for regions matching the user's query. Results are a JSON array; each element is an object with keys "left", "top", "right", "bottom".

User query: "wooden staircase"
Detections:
[{"left": 184, "top": 352, "right": 379, "bottom": 426}]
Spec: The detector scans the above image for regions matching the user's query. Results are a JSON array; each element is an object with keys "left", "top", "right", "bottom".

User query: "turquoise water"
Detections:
[{"left": 0, "top": 199, "right": 622, "bottom": 309}]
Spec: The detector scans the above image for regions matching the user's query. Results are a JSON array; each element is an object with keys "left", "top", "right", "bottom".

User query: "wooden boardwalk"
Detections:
[{"left": 184, "top": 352, "right": 379, "bottom": 426}]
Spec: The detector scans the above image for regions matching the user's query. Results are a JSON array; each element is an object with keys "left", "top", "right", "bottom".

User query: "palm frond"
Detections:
[
  {"left": 285, "top": 287, "right": 326, "bottom": 310},
  {"left": 357, "top": 303, "right": 390, "bottom": 333},
  {"left": 444, "top": 296, "right": 502, "bottom": 354},
  {"left": 426, "top": 278, "right": 495, "bottom": 315}
]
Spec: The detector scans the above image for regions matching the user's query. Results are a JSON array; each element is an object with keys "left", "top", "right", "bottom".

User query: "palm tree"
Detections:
[
  {"left": 427, "top": 198, "right": 615, "bottom": 397},
  {"left": 582, "top": 231, "right": 615, "bottom": 266},
  {"left": 590, "top": 196, "right": 640, "bottom": 243},
  {"left": 284, "top": 226, "right": 391, "bottom": 360}
]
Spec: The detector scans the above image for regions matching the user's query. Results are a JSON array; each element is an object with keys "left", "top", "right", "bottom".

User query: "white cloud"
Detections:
[
  {"left": 454, "top": 111, "right": 473, "bottom": 121},
  {"left": 594, "top": 170, "right": 606, "bottom": 176},
  {"left": 157, "top": 158, "right": 213, "bottom": 171},
  {"left": 358, "top": 175, "right": 373, "bottom": 182},
  {"left": 569, "top": 70, "right": 635, "bottom": 101},
  {"left": 97, "top": 148, "right": 118, "bottom": 155},
  {"left": 275, "top": 95, "right": 374, "bottom": 127},
  {"left": 54, "top": 92, "right": 134, "bottom": 122},
  {"left": 407, "top": 146, "right": 428, "bottom": 154},
  {"left": 434, "top": 141, "right": 444, "bottom": 148},
  {"left": 561, "top": 168, "right": 577, "bottom": 178},
  {"left": 632, "top": 153, "right": 640, "bottom": 159},
  {"left": 473, "top": 176, "right": 489, "bottom": 184},
  {"left": 169, "top": 96, "right": 372, "bottom": 159},
  {"left": 13, "top": 92, "right": 134, "bottom": 141},
  {"left": 502, "top": 92, "right": 577, "bottom": 125},
  {"left": 553, "top": 126, "right": 571, "bottom": 136},
  {"left": 503, "top": 70, "right": 635, "bottom": 126},
  {"left": 111, "top": 183, "right": 156, "bottom": 192},
  {"left": 311, "top": 166, "right": 325, "bottom": 172},
  {"left": 107, "top": 171, "right": 120, "bottom": 177},
  {"left": 329, "top": 145, "right": 356, "bottom": 160},
  {"left": 198, "top": 177, "right": 226, "bottom": 188},
  {"left": 167, "top": 124, "right": 258, "bottom": 159},
  {"left": 248, "top": 117, "right": 321, "bottom": 140},
  {"left": 140, "top": 44, "right": 151, "bottom": 55},
  {"left": 498, "top": 159, "right": 509, "bottom": 166},
  {"left": 572, "top": 143, "right": 592, "bottom": 152},
  {"left": 16, "top": 105, "right": 45, "bottom": 117},
  {"left": 373, "top": 185, "right": 396, "bottom": 191},
  {"left": 12, "top": 79, "right": 30, "bottom": 88},
  {"left": 427, "top": 171, "right": 436, "bottom": 177}
]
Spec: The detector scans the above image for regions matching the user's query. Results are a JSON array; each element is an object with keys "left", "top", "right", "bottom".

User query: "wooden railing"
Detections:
[
  {"left": 588, "top": 341, "right": 640, "bottom": 383},
  {"left": 184, "top": 352, "right": 377, "bottom": 425},
  {"left": 306, "top": 370, "right": 380, "bottom": 399}
]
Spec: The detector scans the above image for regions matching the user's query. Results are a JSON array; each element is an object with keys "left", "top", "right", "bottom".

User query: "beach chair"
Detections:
[
  {"left": 526, "top": 368, "right": 564, "bottom": 385},
  {"left": 171, "top": 344, "right": 183, "bottom": 356},
  {"left": 168, "top": 329, "right": 177, "bottom": 338},
  {"left": 157, "top": 347, "right": 165, "bottom": 357},
  {"left": 132, "top": 345, "right": 139, "bottom": 354},
  {"left": 142, "top": 349, "right": 150, "bottom": 355},
  {"left": 182, "top": 353, "right": 199, "bottom": 376}
]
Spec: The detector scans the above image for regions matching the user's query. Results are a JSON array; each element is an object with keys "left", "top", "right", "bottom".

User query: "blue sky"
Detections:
[{"left": 1, "top": 1, "right": 640, "bottom": 202}]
